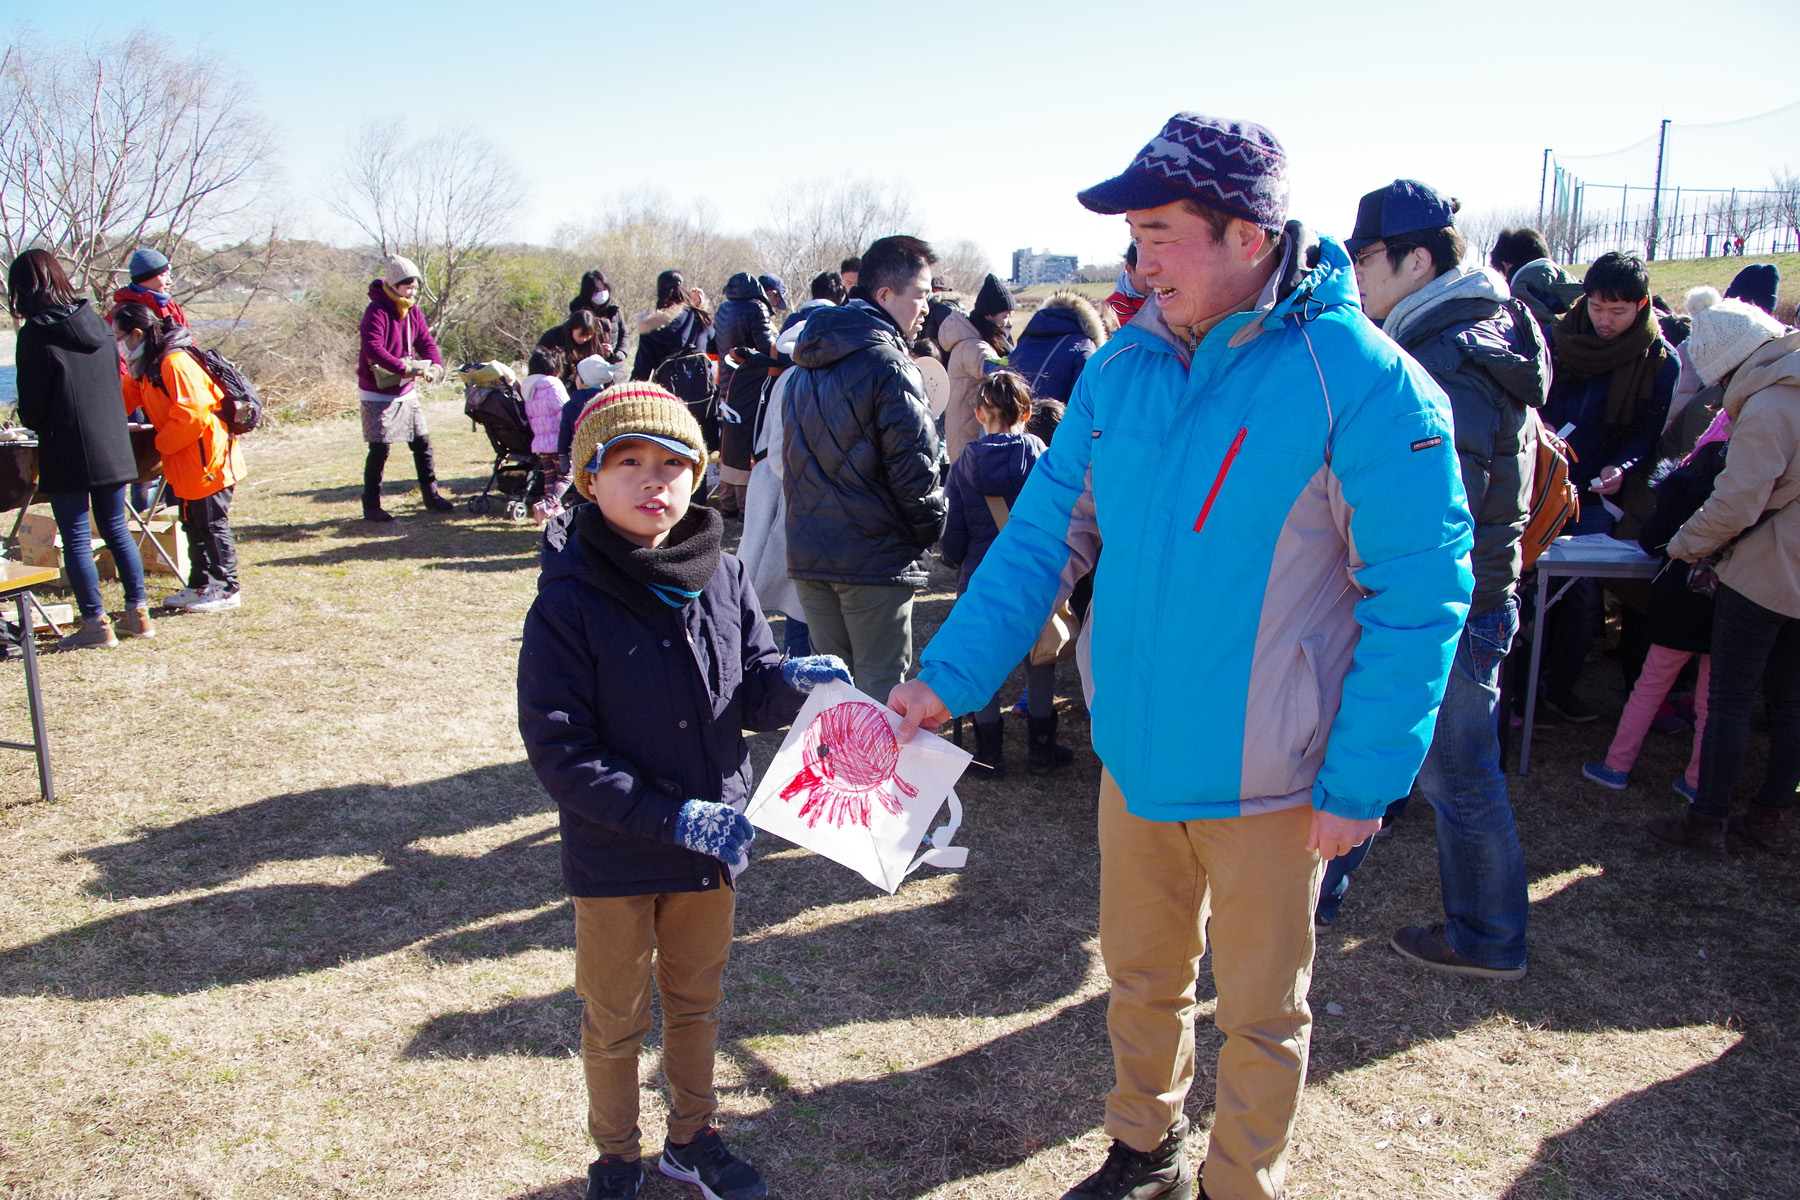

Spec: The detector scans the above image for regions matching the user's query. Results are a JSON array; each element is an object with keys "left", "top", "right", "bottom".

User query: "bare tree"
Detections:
[
  {"left": 328, "top": 119, "right": 520, "bottom": 331},
  {"left": 1773, "top": 170, "right": 1800, "bottom": 253},
  {"left": 554, "top": 189, "right": 759, "bottom": 321},
  {"left": 0, "top": 31, "right": 274, "bottom": 306},
  {"left": 755, "top": 176, "right": 918, "bottom": 287},
  {"left": 932, "top": 239, "right": 997, "bottom": 295}
]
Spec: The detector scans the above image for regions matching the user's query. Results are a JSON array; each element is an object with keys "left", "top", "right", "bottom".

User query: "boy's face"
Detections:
[{"left": 590, "top": 438, "right": 694, "bottom": 548}]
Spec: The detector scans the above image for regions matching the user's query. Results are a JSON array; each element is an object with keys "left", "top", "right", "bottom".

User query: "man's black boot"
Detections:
[
  {"left": 411, "top": 435, "right": 454, "bottom": 512},
  {"left": 1060, "top": 1119, "right": 1196, "bottom": 1200},
  {"left": 1027, "top": 713, "right": 1076, "bottom": 775}
]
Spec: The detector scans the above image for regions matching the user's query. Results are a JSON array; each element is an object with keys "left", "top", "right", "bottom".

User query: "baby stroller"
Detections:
[{"left": 459, "top": 362, "right": 544, "bottom": 522}]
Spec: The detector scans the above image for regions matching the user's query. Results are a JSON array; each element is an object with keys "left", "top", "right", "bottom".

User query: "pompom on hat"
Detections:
[
  {"left": 568, "top": 381, "right": 708, "bottom": 501},
  {"left": 1685, "top": 291, "right": 1788, "bottom": 386},
  {"left": 1078, "top": 112, "right": 1288, "bottom": 229}
]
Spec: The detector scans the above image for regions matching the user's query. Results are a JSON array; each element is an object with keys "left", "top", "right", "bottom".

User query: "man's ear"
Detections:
[{"left": 1233, "top": 219, "right": 1270, "bottom": 262}]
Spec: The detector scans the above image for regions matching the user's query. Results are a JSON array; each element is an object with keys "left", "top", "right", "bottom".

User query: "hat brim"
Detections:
[
  {"left": 1076, "top": 170, "right": 1195, "bottom": 216},
  {"left": 1343, "top": 236, "right": 1379, "bottom": 256},
  {"left": 588, "top": 433, "right": 703, "bottom": 472}
]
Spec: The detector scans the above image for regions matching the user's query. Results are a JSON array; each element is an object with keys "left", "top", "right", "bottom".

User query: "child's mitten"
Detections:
[
  {"left": 672, "top": 800, "right": 755, "bottom": 862},
  {"left": 781, "top": 655, "right": 853, "bottom": 693}
]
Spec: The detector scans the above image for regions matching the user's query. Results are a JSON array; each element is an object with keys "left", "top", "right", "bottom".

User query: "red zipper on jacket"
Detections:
[{"left": 1193, "top": 427, "right": 1248, "bottom": 533}]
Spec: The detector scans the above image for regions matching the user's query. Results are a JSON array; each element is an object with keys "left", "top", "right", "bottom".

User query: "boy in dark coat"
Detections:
[{"left": 517, "top": 382, "right": 847, "bottom": 1200}]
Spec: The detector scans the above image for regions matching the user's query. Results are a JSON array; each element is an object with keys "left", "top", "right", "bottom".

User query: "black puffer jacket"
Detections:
[
  {"left": 517, "top": 504, "right": 804, "bottom": 898},
  {"left": 1385, "top": 270, "right": 1550, "bottom": 614},
  {"left": 1637, "top": 443, "right": 1726, "bottom": 654},
  {"left": 15, "top": 301, "right": 136, "bottom": 493},
  {"left": 712, "top": 273, "right": 776, "bottom": 363},
  {"left": 783, "top": 299, "right": 946, "bottom": 587}
]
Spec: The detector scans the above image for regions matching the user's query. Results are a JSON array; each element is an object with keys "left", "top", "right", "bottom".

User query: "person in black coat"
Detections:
[
  {"left": 630, "top": 270, "right": 714, "bottom": 383},
  {"left": 566, "top": 268, "right": 629, "bottom": 364},
  {"left": 711, "top": 273, "right": 780, "bottom": 517},
  {"left": 8, "top": 249, "right": 152, "bottom": 649},
  {"left": 782, "top": 236, "right": 946, "bottom": 700}
]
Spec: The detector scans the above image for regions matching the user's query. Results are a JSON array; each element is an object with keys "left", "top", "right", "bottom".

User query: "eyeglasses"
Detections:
[{"left": 1351, "top": 245, "right": 1389, "bottom": 269}]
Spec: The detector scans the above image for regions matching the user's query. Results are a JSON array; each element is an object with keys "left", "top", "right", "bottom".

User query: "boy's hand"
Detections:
[
  {"left": 889, "top": 679, "right": 949, "bottom": 742},
  {"left": 781, "top": 655, "right": 852, "bottom": 693},
  {"left": 672, "top": 800, "right": 755, "bottom": 863}
]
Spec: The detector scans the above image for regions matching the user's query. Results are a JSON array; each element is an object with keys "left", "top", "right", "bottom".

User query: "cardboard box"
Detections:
[
  {"left": 131, "top": 517, "right": 189, "bottom": 580},
  {"left": 16, "top": 512, "right": 60, "bottom": 550},
  {"left": 30, "top": 602, "right": 73, "bottom": 632}
]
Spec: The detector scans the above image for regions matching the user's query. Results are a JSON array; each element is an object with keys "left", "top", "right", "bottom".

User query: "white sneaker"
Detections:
[
  {"left": 185, "top": 588, "right": 241, "bottom": 613},
  {"left": 162, "top": 588, "right": 203, "bottom": 609}
]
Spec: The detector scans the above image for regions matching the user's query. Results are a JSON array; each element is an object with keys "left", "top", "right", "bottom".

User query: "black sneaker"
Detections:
[
  {"left": 659, "top": 1127, "right": 767, "bottom": 1200},
  {"left": 1061, "top": 1121, "right": 1196, "bottom": 1200},
  {"left": 1540, "top": 691, "right": 1598, "bottom": 723},
  {"left": 585, "top": 1155, "right": 642, "bottom": 1200}
]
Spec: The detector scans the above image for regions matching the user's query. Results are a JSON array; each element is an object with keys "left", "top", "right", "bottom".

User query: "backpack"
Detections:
[
  {"left": 1519, "top": 409, "right": 1579, "bottom": 570},
  {"left": 188, "top": 348, "right": 264, "bottom": 435}
]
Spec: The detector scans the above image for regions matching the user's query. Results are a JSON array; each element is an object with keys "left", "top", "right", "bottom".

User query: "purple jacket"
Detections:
[{"left": 357, "top": 280, "right": 442, "bottom": 396}]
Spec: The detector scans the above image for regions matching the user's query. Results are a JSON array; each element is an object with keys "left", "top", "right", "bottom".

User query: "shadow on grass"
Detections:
[{"left": 230, "top": 512, "right": 540, "bottom": 571}]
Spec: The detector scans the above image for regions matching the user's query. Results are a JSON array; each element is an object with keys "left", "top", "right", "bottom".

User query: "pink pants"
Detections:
[{"left": 1605, "top": 645, "right": 1709, "bottom": 787}]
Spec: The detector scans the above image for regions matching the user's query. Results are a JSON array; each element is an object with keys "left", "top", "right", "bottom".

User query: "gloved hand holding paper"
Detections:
[{"left": 744, "top": 680, "right": 972, "bottom": 893}]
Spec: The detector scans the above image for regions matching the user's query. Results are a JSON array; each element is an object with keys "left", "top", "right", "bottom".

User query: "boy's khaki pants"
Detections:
[
  {"left": 1098, "top": 770, "right": 1323, "bottom": 1200},
  {"left": 573, "top": 887, "right": 735, "bottom": 1160}
]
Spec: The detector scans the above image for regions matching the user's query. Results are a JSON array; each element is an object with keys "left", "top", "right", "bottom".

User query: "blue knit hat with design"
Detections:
[{"left": 1078, "top": 112, "right": 1288, "bottom": 228}]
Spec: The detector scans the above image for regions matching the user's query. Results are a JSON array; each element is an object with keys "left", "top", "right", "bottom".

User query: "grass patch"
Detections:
[{"left": 0, "top": 399, "right": 1795, "bottom": 1197}]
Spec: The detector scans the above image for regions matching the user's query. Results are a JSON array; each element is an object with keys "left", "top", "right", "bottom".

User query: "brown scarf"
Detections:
[{"left": 1552, "top": 298, "right": 1667, "bottom": 429}]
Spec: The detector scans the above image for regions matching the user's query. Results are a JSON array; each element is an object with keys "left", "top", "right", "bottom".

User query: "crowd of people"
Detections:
[{"left": 9, "top": 104, "right": 1797, "bottom": 1200}]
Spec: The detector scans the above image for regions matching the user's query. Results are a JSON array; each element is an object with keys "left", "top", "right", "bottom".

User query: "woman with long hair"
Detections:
[
  {"left": 630, "top": 270, "right": 713, "bottom": 382},
  {"left": 113, "top": 303, "right": 245, "bottom": 613},
  {"left": 536, "top": 309, "right": 601, "bottom": 390},
  {"left": 9, "top": 249, "right": 153, "bottom": 648}
]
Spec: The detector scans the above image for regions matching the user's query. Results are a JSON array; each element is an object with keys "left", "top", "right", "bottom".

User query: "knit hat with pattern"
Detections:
[
  {"left": 1686, "top": 292, "right": 1788, "bottom": 386},
  {"left": 1078, "top": 112, "right": 1288, "bottom": 228},
  {"left": 569, "top": 381, "right": 708, "bottom": 500},
  {"left": 383, "top": 254, "right": 423, "bottom": 286}
]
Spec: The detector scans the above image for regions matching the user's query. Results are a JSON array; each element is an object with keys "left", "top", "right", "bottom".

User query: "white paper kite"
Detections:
[{"left": 745, "top": 680, "right": 972, "bottom": 893}]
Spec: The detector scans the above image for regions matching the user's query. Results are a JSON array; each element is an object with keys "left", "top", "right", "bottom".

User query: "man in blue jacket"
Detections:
[{"left": 889, "top": 114, "right": 1473, "bottom": 1200}]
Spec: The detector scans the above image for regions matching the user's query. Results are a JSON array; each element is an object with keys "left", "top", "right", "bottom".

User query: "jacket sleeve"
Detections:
[
  {"left": 939, "top": 467, "right": 970, "bottom": 570},
  {"left": 150, "top": 354, "right": 214, "bottom": 458},
  {"left": 517, "top": 590, "right": 685, "bottom": 842},
  {"left": 1612, "top": 355, "right": 1678, "bottom": 477},
  {"left": 610, "top": 313, "right": 629, "bottom": 363},
  {"left": 920, "top": 371, "right": 1098, "bottom": 716},
  {"left": 13, "top": 333, "right": 49, "bottom": 434},
  {"left": 875, "top": 360, "right": 948, "bottom": 551},
  {"left": 411, "top": 311, "right": 442, "bottom": 368},
  {"left": 1668, "top": 394, "right": 1795, "bottom": 561},
  {"left": 749, "top": 304, "right": 776, "bottom": 357},
  {"left": 731, "top": 562, "right": 806, "bottom": 733},
  {"left": 631, "top": 336, "right": 654, "bottom": 381},
  {"left": 1315, "top": 358, "right": 1475, "bottom": 821},
  {"left": 359, "top": 306, "right": 407, "bottom": 377}
]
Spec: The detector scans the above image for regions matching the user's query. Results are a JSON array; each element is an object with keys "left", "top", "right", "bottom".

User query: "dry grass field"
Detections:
[{"left": 0, "top": 397, "right": 1796, "bottom": 1199}]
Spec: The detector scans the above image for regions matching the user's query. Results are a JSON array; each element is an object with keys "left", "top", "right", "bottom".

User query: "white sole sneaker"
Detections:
[
  {"left": 185, "top": 592, "right": 242, "bottom": 613},
  {"left": 162, "top": 589, "right": 202, "bottom": 609}
]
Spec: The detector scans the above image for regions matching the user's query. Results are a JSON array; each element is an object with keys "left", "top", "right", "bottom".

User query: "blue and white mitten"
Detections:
[
  {"left": 672, "top": 799, "right": 755, "bottom": 863},
  {"left": 781, "top": 654, "right": 853, "bottom": 693}
]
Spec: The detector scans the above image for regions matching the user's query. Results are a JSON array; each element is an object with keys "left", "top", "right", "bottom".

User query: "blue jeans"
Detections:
[
  {"left": 1694, "top": 584, "right": 1800, "bottom": 819},
  {"left": 1415, "top": 599, "right": 1529, "bottom": 970},
  {"left": 50, "top": 485, "right": 148, "bottom": 618}
]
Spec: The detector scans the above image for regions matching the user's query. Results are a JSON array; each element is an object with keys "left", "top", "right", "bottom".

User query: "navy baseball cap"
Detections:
[{"left": 1345, "top": 180, "right": 1458, "bottom": 255}]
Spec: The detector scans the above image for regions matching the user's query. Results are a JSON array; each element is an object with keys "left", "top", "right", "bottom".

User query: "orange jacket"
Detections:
[{"left": 120, "top": 349, "right": 245, "bottom": 500}]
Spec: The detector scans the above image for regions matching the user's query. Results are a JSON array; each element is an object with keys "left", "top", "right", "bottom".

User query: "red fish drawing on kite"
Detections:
[{"left": 779, "top": 701, "right": 918, "bottom": 828}]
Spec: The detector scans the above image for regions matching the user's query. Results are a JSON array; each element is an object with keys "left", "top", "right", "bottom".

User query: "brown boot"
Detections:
[
  {"left": 57, "top": 615, "right": 118, "bottom": 651},
  {"left": 116, "top": 605, "right": 156, "bottom": 639},
  {"left": 1646, "top": 808, "right": 1727, "bottom": 856},
  {"left": 1729, "top": 805, "right": 1795, "bottom": 856}
]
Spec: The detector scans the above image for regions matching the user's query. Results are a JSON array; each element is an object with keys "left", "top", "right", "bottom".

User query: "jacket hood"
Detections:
[
  {"left": 936, "top": 308, "right": 981, "bottom": 352},
  {"left": 365, "top": 278, "right": 403, "bottom": 313},
  {"left": 24, "top": 300, "right": 107, "bottom": 352},
  {"left": 793, "top": 299, "right": 908, "bottom": 369},
  {"left": 1381, "top": 265, "right": 1508, "bottom": 346},
  {"left": 960, "top": 434, "right": 1040, "bottom": 495},
  {"left": 723, "top": 272, "right": 767, "bottom": 303},
  {"left": 1022, "top": 292, "right": 1105, "bottom": 344},
  {"left": 637, "top": 305, "right": 684, "bottom": 335},
  {"left": 1723, "top": 330, "right": 1800, "bottom": 418}
]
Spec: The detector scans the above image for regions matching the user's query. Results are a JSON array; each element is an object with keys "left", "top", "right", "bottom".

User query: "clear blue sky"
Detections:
[{"left": 11, "top": 0, "right": 1800, "bottom": 273}]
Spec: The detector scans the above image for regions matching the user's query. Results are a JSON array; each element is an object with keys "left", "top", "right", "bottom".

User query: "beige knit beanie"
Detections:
[
  {"left": 1687, "top": 290, "right": 1787, "bottom": 385},
  {"left": 383, "top": 254, "right": 423, "bottom": 286},
  {"left": 569, "top": 381, "right": 708, "bottom": 501}
]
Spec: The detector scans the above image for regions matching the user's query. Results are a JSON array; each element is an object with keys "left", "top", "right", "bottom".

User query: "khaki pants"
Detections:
[
  {"left": 793, "top": 578, "right": 915, "bottom": 701},
  {"left": 573, "top": 888, "right": 735, "bottom": 1159},
  {"left": 1098, "top": 771, "right": 1322, "bottom": 1200}
]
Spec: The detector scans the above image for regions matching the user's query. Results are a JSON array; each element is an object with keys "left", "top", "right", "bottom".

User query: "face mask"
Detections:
[
  {"left": 592, "top": 289, "right": 609, "bottom": 306},
  {"left": 118, "top": 337, "right": 144, "bottom": 363}
]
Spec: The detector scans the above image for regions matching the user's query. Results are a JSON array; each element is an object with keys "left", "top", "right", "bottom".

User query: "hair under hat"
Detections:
[
  {"left": 1686, "top": 290, "right": 1788, "bottom": 386},
  {"left": 569, "top": 382, "right": 709, "bottom": 501},
  {"left": 128, "top": 246, "right": 170, "bottom": 282},
  {"left": 973, "top": 274, "right": 1015, "bottom": 319},
  {"left": 383, "top": 254, "right": 423, "bottom": 286}
]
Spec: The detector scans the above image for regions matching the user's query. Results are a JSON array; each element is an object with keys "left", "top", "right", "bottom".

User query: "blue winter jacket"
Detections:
[
  {"left": 918, "top": 228, "right": 1474, "bottom": 823},
  {"left": 1008, "top": 293, "right": 1104, "bottom": 403},
  {"left": 940, "top": 431, "right": 1047, "bottom": 592},
  {"left": 517, "top": 506, "right": 805, "bottom": 897}
]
